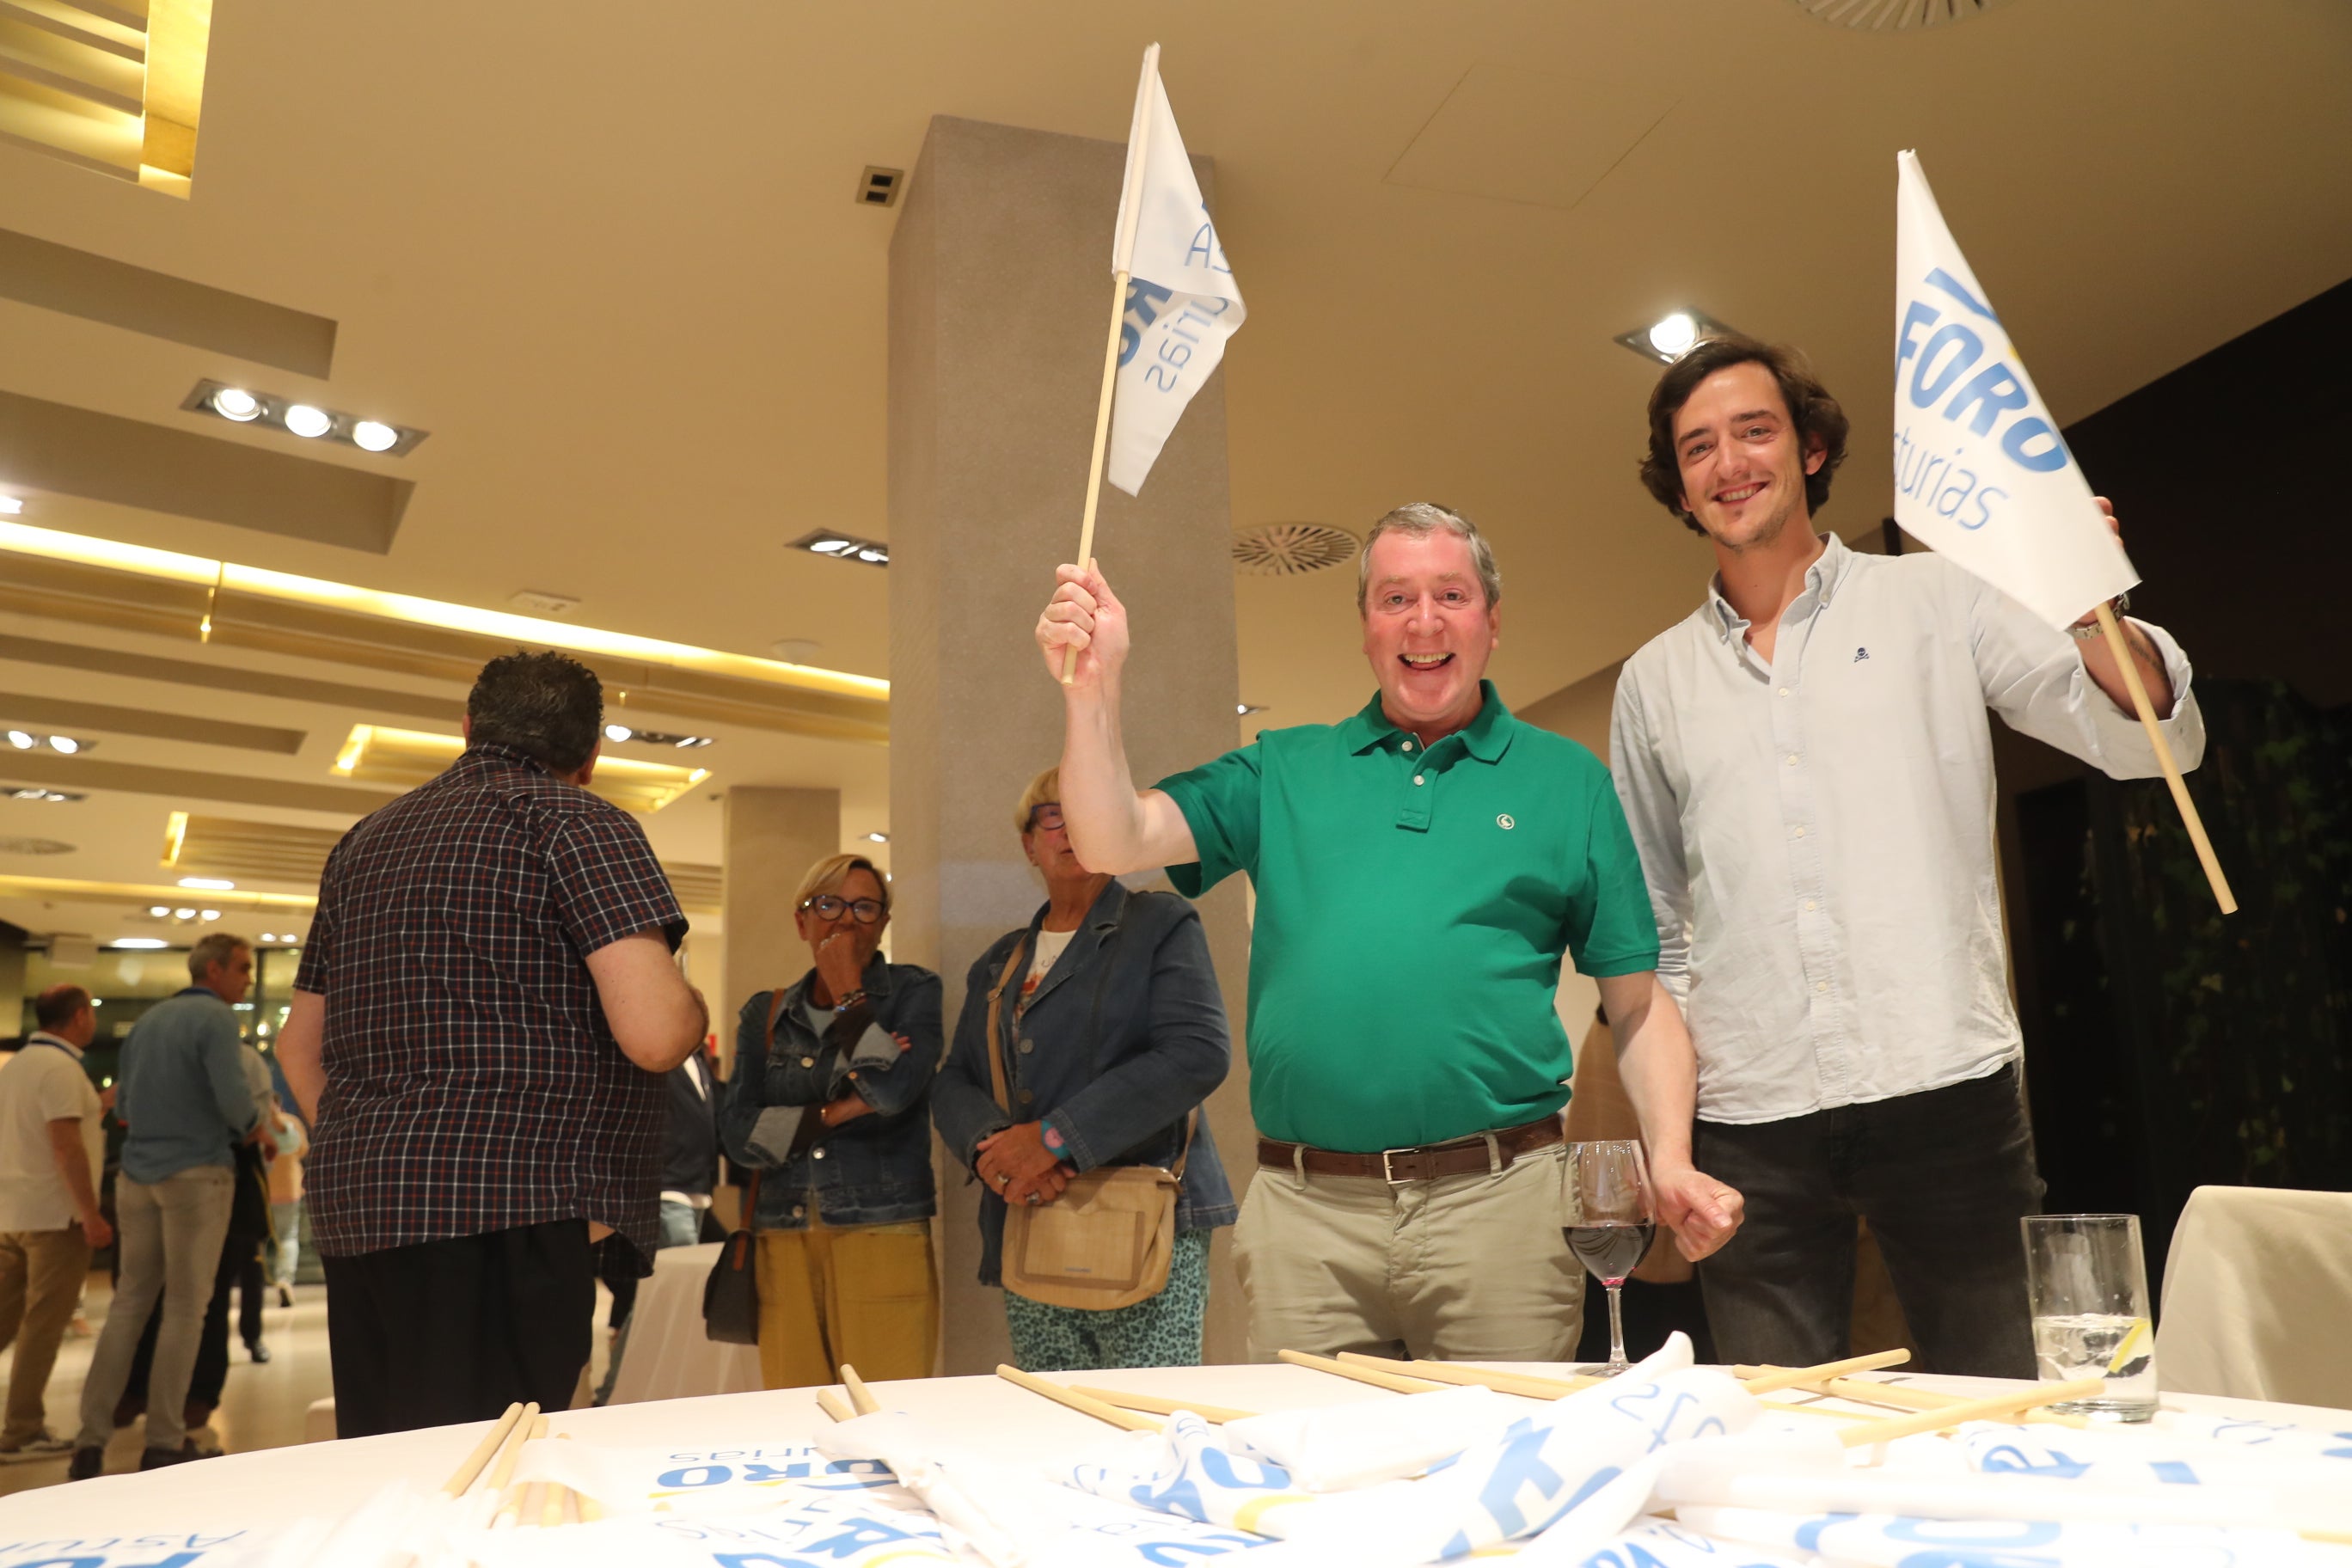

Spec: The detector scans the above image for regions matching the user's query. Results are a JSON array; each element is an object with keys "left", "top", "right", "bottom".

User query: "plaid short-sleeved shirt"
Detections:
[{"left": 296, "top": 743, "right": 687, "bottom": 1258}]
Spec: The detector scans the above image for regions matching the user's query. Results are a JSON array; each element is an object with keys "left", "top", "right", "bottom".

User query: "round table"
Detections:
[{"left": 10, "top": 1362, "right": 2350, "bottom": 1536}]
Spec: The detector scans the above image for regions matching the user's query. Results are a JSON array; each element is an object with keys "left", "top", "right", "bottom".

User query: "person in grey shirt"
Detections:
[
  {"left": 1610, "top": 334, "right": 2204, "bottom": 1376},
  {"left": 70, "top": 933, "right": 262, "bottom": 1478}
]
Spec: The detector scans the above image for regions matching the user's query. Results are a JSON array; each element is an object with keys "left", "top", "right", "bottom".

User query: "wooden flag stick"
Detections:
[
  {"left": 815, "top": 1387, "right": 856, "bottom": 1424},
  {"left": 1069, "top": 1385, "right": 1260, "bottom": 1423},
  {"left": 1060, "top": 45, "right": 1159, "bottom": 684},
  {"left": 557, "top": 1432, "right": 604, "bottom": 1522},
  {"left": 2094, "top": 601, "right": 2235, "bottom": 913},
  {"left": 840, "top": 1363, "right": 880, "bottom": 1416},
  {"left": 1736, "top": 1367, "right": 2087, "bottom": 1428},
  {"left": 1740, "top": 1348, "right": 1909, "bottom": 1394},
  {"left": 493, "top": 1413, "right": 552, "bottom": 1528},
  {"left": 1362, "top": 1355, "right": 1597, "bottom": 1400},
  {"left": 441, "top": 1400, "right": 526, "bottom": 1496},
  {"left": 1277, "top": 1349, "right": 1449, "bottom": 1393},
  {"left": 478, "top": 1401, "right": 539, "bottom": 1511},
  {"left": 997, "top": 1364, "right": 1165, "bottom": 1430},
  {"left": 1837, "top": 1375, "right": 2103, "bottom": 1448}
]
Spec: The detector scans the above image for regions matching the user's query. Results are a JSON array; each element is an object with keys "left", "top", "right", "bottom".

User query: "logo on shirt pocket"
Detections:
[{"left": 1496, "top": 813, "right": 1516, "bottom": 830}]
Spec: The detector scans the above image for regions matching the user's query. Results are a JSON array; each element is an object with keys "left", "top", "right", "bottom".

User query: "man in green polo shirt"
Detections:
[{"left": 1035, "top": 502, "right": 1743, "bottom": 1360}]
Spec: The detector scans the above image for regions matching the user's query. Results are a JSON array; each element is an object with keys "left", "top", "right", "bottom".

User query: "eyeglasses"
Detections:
[
  {"left": 801, "top": 894, "right": 886, "bottom": 924},
  {"left": 1027, "top": 803, "right": 1064, "bottom": 832}
]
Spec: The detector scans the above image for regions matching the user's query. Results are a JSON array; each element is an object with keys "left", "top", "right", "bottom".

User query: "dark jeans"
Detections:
[
  {"left": 1693, "top": 1063, "right": 2043, "bottom": 1377},
  {"left": 322, "top": 1221, "right": 593, "bottom": 1438}
]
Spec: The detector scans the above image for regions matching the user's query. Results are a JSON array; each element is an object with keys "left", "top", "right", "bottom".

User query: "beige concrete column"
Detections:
[
  {"left": 890, "top": 116, "right": 1253, "bottom": 1373},
  {"left": 720, "top": 786, "right": 840, "bottom": 1070}
]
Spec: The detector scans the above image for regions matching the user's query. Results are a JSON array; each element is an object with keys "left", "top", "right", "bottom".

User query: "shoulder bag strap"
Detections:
[
  {"left": 742, "top": 985, "right": 791, "bottom": 1223},
  {"left": 983, "top": 941, "right": 1027, "bottom": 1118}
]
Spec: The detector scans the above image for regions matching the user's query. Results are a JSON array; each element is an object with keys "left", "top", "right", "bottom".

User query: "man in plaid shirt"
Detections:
[{"left": 278, "top": 651, "right": 707, "bottom": 1436}]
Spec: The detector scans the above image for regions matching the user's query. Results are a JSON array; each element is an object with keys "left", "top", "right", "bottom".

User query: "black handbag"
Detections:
[{"left": 703, "top": 988, "right": 787, "bottom": 1345}]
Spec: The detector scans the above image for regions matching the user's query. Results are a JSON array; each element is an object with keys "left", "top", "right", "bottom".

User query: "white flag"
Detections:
[
  {"left": 1893, "top": 150, "right": 2135, "bottom": 630},
  {"left": 1106, "top": 46, "right": 1245, "bottom": 497}
]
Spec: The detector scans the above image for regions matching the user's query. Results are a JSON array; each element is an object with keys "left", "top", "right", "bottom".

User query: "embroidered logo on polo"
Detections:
[
  {"left": 1853, "top": 646, "right": 1871, "bottom": 662},
  {"left": 1496, "top": 814, "right": 1516, "bottom": 830}
]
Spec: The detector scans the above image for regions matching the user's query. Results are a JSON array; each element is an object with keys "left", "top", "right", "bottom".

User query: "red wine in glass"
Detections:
[{"left": 1564, "top": 1141, "right": 1655, "bottom": 1375}]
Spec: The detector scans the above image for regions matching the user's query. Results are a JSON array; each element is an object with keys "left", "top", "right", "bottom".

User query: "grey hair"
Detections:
[
  {"left": 1355, "top": 502, "right": 1502, "bottom": 611},
  {"left": 187, "top": 931, "right": 250, "bottom": 982}
]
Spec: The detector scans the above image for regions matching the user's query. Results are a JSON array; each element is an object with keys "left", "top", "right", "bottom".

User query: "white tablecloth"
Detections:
[
  {"left": 11, "top": 1361, "right": 2351, "bottom": 1535},
  {"left": 2161, "top": 1183, "right": 2352, "bottom": 1408},
  {"left": 605, "top": 1240, "right": 763, "bottom": 1405}
]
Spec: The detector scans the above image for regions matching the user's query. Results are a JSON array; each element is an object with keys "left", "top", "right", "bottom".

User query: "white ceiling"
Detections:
[{"left": 3, "top": 0, "right": 2349, "bottom": 946}]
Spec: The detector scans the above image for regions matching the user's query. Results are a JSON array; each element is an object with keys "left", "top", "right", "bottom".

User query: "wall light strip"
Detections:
[{"left": 0, "top": 520, "right": 890, "bottom": 700}]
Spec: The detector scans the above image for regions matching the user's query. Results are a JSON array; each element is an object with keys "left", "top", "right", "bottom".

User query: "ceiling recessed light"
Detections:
[
  {"left": 112, "top": 938, "right": 168, "bottom": 950},
  {"left": 604, "top": 723, "right": 634, "bottom": 743},
  {"left": 865, "top": 831, "right": 888, "bottom": 843},
  {"left": 1614, "top": 309, "right": 1737, "bottom": 364},
  {"left": 284, "top": 404, "right": 332, "bottom": 438},
  {"left": 175, "top": 907, "right": 196, "bottom": 919},
  {"left": 352, "top": 420, "right": 400, "bottom": 452},
  {"left": 149, "top": 905, "right": 169, "bottom": 916},
  {"left": 789, "top": 530, "right": 889, "bottom": 567},
  {"left": 1238, "top": 702, "right": 1267, "bottom": 716},
  {"left": 0, "top": 497, "right": 21, "bottom": 515},
  {"left": 183, "top": 380, "right": 428, "bottom": 456},
  {"left": 46, "top": 735, "right": 78, "bottom": 754},
  {"left": 812, "top": 539, "right": 853, "bottom": 554},
  {"left": 176, "top": 876, "right": 236, "bottom": 890},
  {"left": 199, "top": 910, "right": 220, "bottom": 921},
  {"left": 211, "top": 387, "right": 261, "bottom": 421},
  {"left": 6, "top": 732, "right": 32, "bottom": 749},
  {"left": 770, "top": 638, "right": 823, "bottom": 664}
]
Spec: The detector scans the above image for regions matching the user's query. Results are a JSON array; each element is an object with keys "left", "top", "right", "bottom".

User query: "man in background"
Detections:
[
  {"left": 0, "top": 984, "right": 109, "bottom": 1460},
  {"left": 278, "top": 650, "right": 707, "bottom": 1436},
  {"left": 71, "top": 935, "right": 261, "bottom": 1476}
]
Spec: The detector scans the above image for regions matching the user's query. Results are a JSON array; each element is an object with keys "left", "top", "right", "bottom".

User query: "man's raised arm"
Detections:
[{"left": 1035, "top": 560, "right": 1198, "bottom": 875}]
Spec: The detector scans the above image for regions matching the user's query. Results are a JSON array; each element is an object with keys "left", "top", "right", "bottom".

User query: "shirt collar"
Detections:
[
  {"left": 457, "top": 742, "right": 556, "bottom": 778},
  {"left": 1339, "top": 679, "right": 1516, "bottom": 763},
  {"left": 1705, "top": 531, "right": 1855, "bottom": 640},
  {"left": 25, "top": 1031, "right": 83, "bottom": 1060}
]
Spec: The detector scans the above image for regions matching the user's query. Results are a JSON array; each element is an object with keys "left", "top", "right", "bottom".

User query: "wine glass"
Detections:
[{"left": 1563, "top": 1141, "right": 1656, "bottom": 1376}]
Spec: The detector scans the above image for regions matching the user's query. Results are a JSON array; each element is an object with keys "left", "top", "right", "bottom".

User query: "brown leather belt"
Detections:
[{"left": 1257, "top": 1116, "right": 1562, "bottom": 1185}]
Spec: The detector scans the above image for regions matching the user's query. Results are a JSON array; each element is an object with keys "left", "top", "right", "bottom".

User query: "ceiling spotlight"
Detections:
[
  {"left": 352, "top": 420, "right": 400, "bottom": 452},
  {"left": 6, "top": 732, "right": 31, "bottom": 749},
  {"left": 260, "top": 932, "right": 277, "bottom": 942},
  {"left": 46, "top": 735, "right": 77, "bottom": 754},
  {"left": 790, "top": 530, "right": 890, "bottom": 567},
  {"left": 177, "top": 876, "right": 236, "bottom": 891},
  {"left": 0, "top": 496, "right": 21, "bottom": 515},
  {"left": 865, "top": 831, "right": 889, "bottom": 843},
  {"left": 175, "top": 907, "right": 196, "bottom": 919},
  {"left": 1614, "top": 309, "right": 1736, "bottom": 364},
  {"left": 604, "top": 723, "right": 634, "bottom": 743},
  {"left": 211, "top": 387, "right": 261, "bottom": 421},
  {"left": 112, "top": 938, "right": 168, "bottom": 950},
  {"left": 149, "top": 904, "right": 170, "bottom": 916},
  {"left": 1237, "top": 703, "right": 1267, "bottom": 716},
  {"left": 200, "top": 910, "right": 221, "bottom": 921},
  {"left": 812, "top": 539, "right": 853, "bottom": 554},
  {"left": 284, "top": 404, "right": 333, "bottom": 438}
]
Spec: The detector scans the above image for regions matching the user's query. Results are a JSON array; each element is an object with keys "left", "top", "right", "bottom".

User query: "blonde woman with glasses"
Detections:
[{"left": 720, "top": 853, "right": 942, "bottom": 1387}]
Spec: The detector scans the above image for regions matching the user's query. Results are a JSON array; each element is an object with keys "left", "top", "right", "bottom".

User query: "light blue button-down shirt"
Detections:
[
  {"left": 1610, "top": 533, "right": 2205, "bottom": 1124},
  {"left": 118, "top": 986, "right": 261, "bottom": 1184}
]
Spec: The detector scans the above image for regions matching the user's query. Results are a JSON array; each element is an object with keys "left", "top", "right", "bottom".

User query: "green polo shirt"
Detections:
[{"left": 1158, "top": 681, "right": 1660, "bottom": 1152}]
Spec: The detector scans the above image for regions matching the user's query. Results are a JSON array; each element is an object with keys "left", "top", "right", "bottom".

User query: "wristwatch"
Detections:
[{"left": 2069, "top": 591, "right": 2132, "bottom": 640}]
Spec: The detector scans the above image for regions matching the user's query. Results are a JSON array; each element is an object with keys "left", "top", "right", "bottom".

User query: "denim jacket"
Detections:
[
  {"left": 720, "top": 955, "right": 942, "bottom": 1231},
  {"left": 933, "top": 879, "right": 1236, "bottom": 1286}
]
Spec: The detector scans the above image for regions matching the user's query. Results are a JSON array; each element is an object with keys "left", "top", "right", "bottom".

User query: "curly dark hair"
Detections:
[
  {"left": 1638, "top": 334, "right": 1850, "bottom": 535},
  {"left": 467, "top": 649, "right": 604, "bottom": 774}
]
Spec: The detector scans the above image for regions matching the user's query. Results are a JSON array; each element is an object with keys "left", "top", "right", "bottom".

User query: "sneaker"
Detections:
[
  {"left": 185, "top": 1425, "right": 225, "bottom": 1458},
  {"left": 66, "top": 1446, "right": 104, "bottom": 1480},
  {"left": 0, "top": 1433, "right": 73, "bottom": 1462},
  {"left": 65, "top": 1310, "right": 93, "bottom": 1338},
  {"left": 275, "top": 1283, "right": 294, "bottom": 1308},
  {"left": 139, "top": 1441, "right": 205, "bottom": 1470},
  {"left": 247, "top": 1340, "right": 272, "bottom": 1363}
]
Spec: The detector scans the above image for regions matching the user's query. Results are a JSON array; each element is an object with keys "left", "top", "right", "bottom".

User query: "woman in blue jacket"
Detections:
[
  {"left": 720, "top": 853, "right": 940, "bottom": 1388},
  {"left": 934, "top": 768, "right": 1235, "bottom": 1371}
]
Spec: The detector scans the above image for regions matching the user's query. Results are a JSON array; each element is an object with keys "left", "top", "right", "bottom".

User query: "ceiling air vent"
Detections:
[
  {"left": 857, "top": 166, "right": 904, "bottom": 207},
  {"left": 1788, "top": 0, "right": 2011, "bottom": 29},
  {"left": 1232, "top": 523, "right": 1360, "bottom": 578},
  {"left": 0, "top": 836, "right": 75, "bottom": 855}
]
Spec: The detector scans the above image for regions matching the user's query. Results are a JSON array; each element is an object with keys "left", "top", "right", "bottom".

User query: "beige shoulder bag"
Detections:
[{"left": 983, "top": 939, "right": 1191, "bottom": 1311}]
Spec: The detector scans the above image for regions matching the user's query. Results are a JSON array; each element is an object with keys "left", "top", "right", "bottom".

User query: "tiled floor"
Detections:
[{"left": 1, "top": 1272, "right": 616, "bottom": 1498}]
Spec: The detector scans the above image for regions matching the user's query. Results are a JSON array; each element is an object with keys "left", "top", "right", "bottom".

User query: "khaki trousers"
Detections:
[
  {"left": 77, "top": 1166, "right": 234, "bottom": 1452},
  {"left": 753, "top": 1222, "right": 936, "bottom": 1390},
  {"left": 1234, "top": 1142, "right": 1583, "bottom": 1362},
  {"left": 0, "top": 1226, "right": 91, "bottom": 1445}
]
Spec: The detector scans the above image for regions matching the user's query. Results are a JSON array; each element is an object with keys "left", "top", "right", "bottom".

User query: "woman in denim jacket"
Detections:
[
  {"left": 720, "top": 853, "right": 941, "bottom": 1389},
  {"left": 934, "top": 768, "right": 1235, "bottom": 1371}
]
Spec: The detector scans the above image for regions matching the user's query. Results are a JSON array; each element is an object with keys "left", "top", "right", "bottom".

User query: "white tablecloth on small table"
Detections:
[
  {"left": 2160, "top": 1183, "right": 2352, "bottom": 1409},
  {"left": 605, "top": 1240, "right": 763, "bottom": 1405},
  {"left": 14, "top": 1362, "right": 2352, "bottom": 1538}
]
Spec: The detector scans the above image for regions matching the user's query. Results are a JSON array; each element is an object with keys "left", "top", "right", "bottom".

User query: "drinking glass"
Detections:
[
  {"left": 2021, "top": 1213, "right": 2158, "bottom": 1422},
  {"left": 1563, "top": 1141, "right": 1655, "bottom": 1376}
]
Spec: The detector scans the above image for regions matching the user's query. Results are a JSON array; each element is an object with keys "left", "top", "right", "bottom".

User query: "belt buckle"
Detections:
[{"left": 1380, "top": 1148, "right": 1416, "bottom": 1185}]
